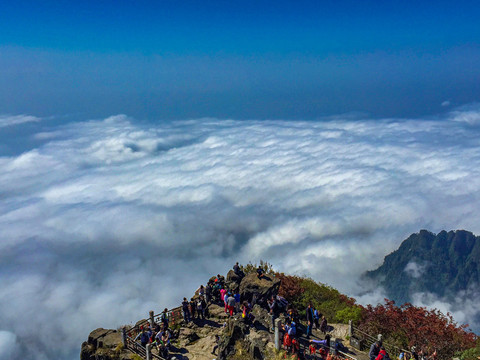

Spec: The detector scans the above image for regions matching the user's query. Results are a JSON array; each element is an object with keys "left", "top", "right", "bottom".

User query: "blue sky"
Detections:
[{"left": 1, "top": 0, "right": 480, "bottom": 119}]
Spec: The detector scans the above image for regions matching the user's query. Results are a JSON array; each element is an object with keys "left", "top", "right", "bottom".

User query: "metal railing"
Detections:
[
  {"left": 123, "top": 306, "right": 184, "bottom": 360},
  {"left": 309, "top": 342, "right": 358, "bottom": 360},
  {"left": 351, "top": 325, "right": 409, "bottom": 356}
]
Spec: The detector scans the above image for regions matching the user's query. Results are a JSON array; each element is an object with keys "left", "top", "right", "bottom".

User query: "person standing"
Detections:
[
  {"left": 226, "top": 293, "right": 236, "bottom": 316},
  {"left": 369, "top": 341, "right": 382, "bottom": 360},
  {"left": 205, "top": 282, "right": 212, "bottom": 303},
  {"left": 306, "top": 303, "right": 314, "bottom": 338},
  {"left": 197, "top": 296, "right": 206, "bottom": 320},
  {"left": 182, "top": 297, "right": 191, "bottom": 323},
  {"left": 189, "top": 297, "right": 197, "bottom": 320},
  {"left": 268, "top": 296, "right": 279, "bottom": 332},
  {"left": 234, "top": 290, "right": 241, "bottom": 313},
  {"left": 220, "top": 288, "right": 227, "bottom": 308},
  {"left": 160, "top": 308, "right": 169, "bottom": 328},
  {"left": 320, "top": 315, "right": 328, "bottom": 334},
  {"left": 314, "top": 308, "right": 321, "bottom": 329},
  {"left": 197, "top": 285, "right": 205, "bottom": 297}
]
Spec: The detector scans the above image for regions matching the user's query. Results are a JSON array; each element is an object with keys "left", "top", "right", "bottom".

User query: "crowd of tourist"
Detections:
[{"left": 128, "top": 263, "right": 422, "bottom": 360}]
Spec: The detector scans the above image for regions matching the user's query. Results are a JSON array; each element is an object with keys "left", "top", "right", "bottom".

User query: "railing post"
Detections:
[
  {"left": 348, "top": 320, "right": 353, "bottom": 337},
  {"left": 146, "top": 343, "right": 151, "bottom": 360},
  {"left": 149, "top": 310, "right": 155, "bottom": 328},
  {"left": 274, "top": 318, "right": 281, "bottom": 351},
  {"left": 122, "top": 327, "right": 127, "bottom": 348}
]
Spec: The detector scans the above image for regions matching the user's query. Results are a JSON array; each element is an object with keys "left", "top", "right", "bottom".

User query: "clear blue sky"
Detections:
[{"left": 1, "top": 0, "right": 479, "bottom": 120}]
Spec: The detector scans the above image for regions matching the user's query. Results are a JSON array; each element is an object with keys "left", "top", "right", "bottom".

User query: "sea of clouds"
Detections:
[{"left": 1, "top": 105, "right": 480, "bottom": 360}]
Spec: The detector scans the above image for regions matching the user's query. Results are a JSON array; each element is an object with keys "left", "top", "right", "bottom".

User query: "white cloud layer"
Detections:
[
  {"left": 449, "top": 103, "right": 480, "bottom": 126},
  {"left": 412, "top": 285, "right": 480, "bottom": 332},
  {"left": 404, "top": 261, "right": 428, "bottom": 279},
  {"left": 0, "top": 114, "right": 40, "bottom": 128},
  {"left": 1, "top": 107, "right": 480, "bottom": 359}
]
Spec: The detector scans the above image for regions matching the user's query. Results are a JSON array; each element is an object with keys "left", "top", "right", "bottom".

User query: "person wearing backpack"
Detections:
[
  {"left": 376, "top": 346, "right": 389, "bottom": 360},
  {"left": 369, "top": 341, "right": 382, "bottom": 360},
  {"left": 135, "top": 327, "right": 151, "bottom": 348}
]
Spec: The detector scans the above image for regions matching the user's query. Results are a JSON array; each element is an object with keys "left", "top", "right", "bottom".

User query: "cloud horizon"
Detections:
[{"left": 1, "top": 106, "right": 480, "bottom": 359}]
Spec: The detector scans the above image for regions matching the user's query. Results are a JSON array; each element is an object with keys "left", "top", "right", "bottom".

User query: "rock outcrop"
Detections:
[
  {"left": 239, "top": 272, "right": 281, "bottom": 307},
  {"left": 217, "top": 315, "right": 274, "bottom": 360},
  {"left": 80, "top": 328, "right": 130, "bottom": 360},
  {"left": 225, "top": 269, "right": 244, "bottom": 291}
]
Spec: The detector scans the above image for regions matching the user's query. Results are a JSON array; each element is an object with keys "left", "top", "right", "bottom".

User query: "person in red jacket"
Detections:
[{"left": 376, "top": 347, "right": 388, "bottom": 360}]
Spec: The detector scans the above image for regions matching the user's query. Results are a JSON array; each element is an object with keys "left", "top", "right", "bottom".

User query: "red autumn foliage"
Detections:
[
  {"left": 357, "top": 299, "right": 477, "bottom": 360},
  {"left": 276, "top": 273, "right": 305, "bottom": 300},
  {"left": 275, "top": 273, "right": 476, "bottom": 359},
  {"left": 339, "top": 293, "right": 357, "bottom": 307}
]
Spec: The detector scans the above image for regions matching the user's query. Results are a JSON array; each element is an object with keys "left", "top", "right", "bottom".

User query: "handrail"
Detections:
[
  {"left": 352, "top": 325, "right": 409, "bottom": 355},
  {"left": 337, "top": 348, "right": 359, "bottom": 360},
  {"left": 124, "top": 305, "right": 183, "bottom": 360}
]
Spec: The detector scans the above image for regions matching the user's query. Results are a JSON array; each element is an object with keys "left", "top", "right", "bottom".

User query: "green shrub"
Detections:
[
  {"left": 458, "top": 344, "right": 480, "bottom": 360},
  {"left": 335, "top": 306, "right": 363, "bottom": 324},
  {"left": 276, "top": 273, "right": 362, "bottom": 324}
]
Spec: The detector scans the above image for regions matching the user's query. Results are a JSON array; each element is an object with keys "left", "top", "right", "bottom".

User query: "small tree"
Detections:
[{"left": 240, "top": 260, "right": 275, "bottom": 275}]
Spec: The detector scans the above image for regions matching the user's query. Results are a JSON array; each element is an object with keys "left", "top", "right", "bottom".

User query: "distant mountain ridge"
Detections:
[{"left": 366, "top": 229, "right": 480, "bottom": 304}]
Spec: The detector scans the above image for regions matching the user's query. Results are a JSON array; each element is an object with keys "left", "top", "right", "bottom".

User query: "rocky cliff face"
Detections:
[{"left": 366, "top": 229, "right": 480, "bottom": 304}]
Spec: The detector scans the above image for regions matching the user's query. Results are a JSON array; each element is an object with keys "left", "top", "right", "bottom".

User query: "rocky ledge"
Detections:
[{"left": 81, "top": 271, "right": 284, "bottom": 360}]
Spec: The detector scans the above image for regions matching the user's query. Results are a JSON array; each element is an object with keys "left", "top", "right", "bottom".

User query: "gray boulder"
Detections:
[
  {"left": 239, "top": 272, "right": 281, "bottom": 307},
  {"left": 81, "top": 328, "right": 129, "bottom": 360}
]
